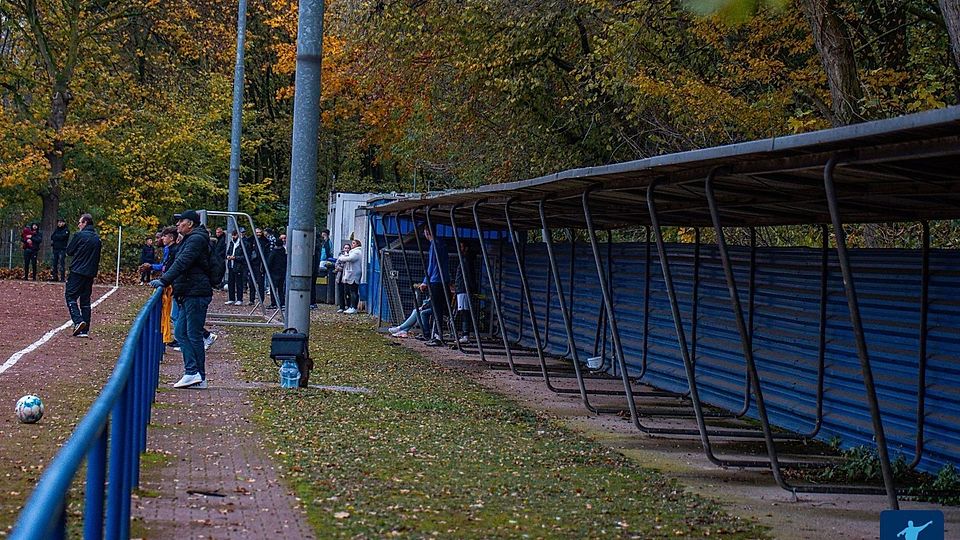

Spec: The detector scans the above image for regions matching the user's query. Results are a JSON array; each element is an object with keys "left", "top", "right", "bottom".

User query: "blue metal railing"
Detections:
[{"left": 11, "top": 289, "right": 164, "bottom": 540}]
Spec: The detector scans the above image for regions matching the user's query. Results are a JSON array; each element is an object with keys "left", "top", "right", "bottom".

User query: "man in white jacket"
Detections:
[{"left": 337, "top": 239, "right": 363, "bottom": 314}]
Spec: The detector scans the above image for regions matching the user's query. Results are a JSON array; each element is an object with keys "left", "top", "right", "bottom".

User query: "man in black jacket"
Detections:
[
  {"left": 225, "top": 229, "right": 247, "bottom": 305},
  {"left": 65, "top": 214, "right": 102, "bottom": 338},
  {"left": 50, "top": 217, "right": 70, "bottom": 282},
  {"left": 151, "top": 210, "right": 212, "bottom": 389}
]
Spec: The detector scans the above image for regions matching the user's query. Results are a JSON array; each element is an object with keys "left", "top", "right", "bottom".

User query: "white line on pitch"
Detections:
[{"left": 0, "top": 286, "right": 120, "bottom": 376}]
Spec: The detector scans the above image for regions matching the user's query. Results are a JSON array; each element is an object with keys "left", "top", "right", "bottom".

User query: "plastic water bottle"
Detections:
[{"left": 279, "top": 358, "right": 300, "bottom": 388}]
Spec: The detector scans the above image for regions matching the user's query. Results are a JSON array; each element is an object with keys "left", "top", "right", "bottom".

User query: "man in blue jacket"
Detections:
[
  {"left": 418, "top": 225, "right": 449, "bottom": 346},
  {"left": 151, "top": 210, "right": 213, "bottom": 389},
  {"left": 65, "top": 214, "right": 102, "bottom": 338}
]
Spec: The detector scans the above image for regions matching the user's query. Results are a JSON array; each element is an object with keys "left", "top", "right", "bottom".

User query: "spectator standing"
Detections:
[
  {"left": 50, "top": 218, "right": 70, "bottom": 282},
  {"left": 419, "top": 225, "right": 449, "bottom": 346},
  {"left": 248, "top": 227, "right": 269, "bottom": 305},
  {"left": 213, "top": 226, "right": 227, "bottom": 288},
  {"left": 453, "top": 241, "right": 478, "bottom": 344},
  {"left": 334, "top": 243, "right": 350, "bottom": 312},
  {"left": 225, "top": 229, "right": 247, "bottom": 305},
  {"left": 139, "top": 237, "right": 156, "bottom": 284},
  {"left": 141, "top": 227, "right": 177, "bottom": 346},
  {"left": 312, "top": 228, "right": 334, "bottom": 307},
  {"left": 65, "top": 214, "right": 102, "bottom": 337},
  {"left": 21, "top": 223, "right": 41, "bottom": 280},
  {"left": 267, "top": 232, "right": 287, "bottom": 309},
  {"left": 151, "top": 210, "right": 212, "bottom": 389},
  {"left": 338, "top": 239, "right": 363, "bottom": 314}
]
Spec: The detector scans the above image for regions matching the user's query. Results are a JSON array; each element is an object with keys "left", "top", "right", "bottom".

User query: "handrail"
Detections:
[{"left": 11, "top": 288, "right": 164, "bottom": 540}]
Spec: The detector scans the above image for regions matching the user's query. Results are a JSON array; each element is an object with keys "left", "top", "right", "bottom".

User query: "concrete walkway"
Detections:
[{"left": 132, "top": 328, "right": 314, "bottom": 539}]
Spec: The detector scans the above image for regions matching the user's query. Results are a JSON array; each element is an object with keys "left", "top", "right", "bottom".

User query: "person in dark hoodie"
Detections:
[
  {"left": 151, "top": 210, "right": 212, "bottom": 389},
  {"left": 50, "top": 217, "right": 70, "bottom": 282},
  {"left": 138, "top": 236, "right": 155, "bottom": 285},
  {"left": 22, "top": 223, "right": 42, "bottom": 280},
  {"left": 65, "top": 214, "right": 102, "bottom": 337}
]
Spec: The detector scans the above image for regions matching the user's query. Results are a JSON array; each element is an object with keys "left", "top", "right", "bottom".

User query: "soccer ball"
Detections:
[{"left": 15, "top": 395, "right": 44, "bottom": 424}]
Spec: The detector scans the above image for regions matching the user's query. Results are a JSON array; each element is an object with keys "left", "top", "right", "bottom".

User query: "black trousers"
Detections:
[
  {"left": 337, "top": 280, "right": 347, "bottom": 310},
  {"left": 65, "top": 273, "right": 94, "bottom": 328},
  {"left": 228, "top": 266, "right": 246, "bottom": 301},
  {"left": 269, "top": 269, "right": 285, "bottom": 307},
  {"left": 52, "top": 249, "right": 67, "bottom": 281},
  {"left": 427, "top": 282, "right": 449, "bottom": 337},
  {"left": 346, "top": 282, "right": 360, "bottom": 309},
  {"left": 23, "top": 249, "right": 38, "bottom": 280}
]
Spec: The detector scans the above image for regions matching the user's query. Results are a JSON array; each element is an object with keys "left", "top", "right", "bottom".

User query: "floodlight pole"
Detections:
[
  {"left": 226, "top": 0, "right": 248, "bottom": 236},
  {"left": 284, "top": 0, "right": 324, "bottom": 337}
]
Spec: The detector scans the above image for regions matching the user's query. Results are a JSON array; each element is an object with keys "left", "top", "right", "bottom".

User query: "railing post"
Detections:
[
  {"left": 84, "top": 426, "right": 108, "bottom": 540},
  {"left": 106, "top": 388, "right": 128, "bottom": 540}
]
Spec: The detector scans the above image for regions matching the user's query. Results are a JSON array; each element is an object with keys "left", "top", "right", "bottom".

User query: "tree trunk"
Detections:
[
  {"left": 800, "top": 0, "right": 863, "bottom": 125},
  {"left": 40, "top": 88, "right": 72, "bottom": 260},
  {"left": 941, "top": 0, "right": 960, "bottom": 73}
]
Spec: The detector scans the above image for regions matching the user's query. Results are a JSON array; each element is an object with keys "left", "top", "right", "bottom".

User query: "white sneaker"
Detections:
[
  {"left": 387, "top": 326, "right": 401, "bottom": 333},
  {"left": 337, "top": 309, "right": 344, "bottom": 313},
  {"left": 344, "top": 308, "right": 357, "bottom": 314},
  {"left": 391, "top": 330, "right": 409, "bottom": 338},
  {"left": 224, "top": 300, "right": 234, "bottom": 305},
  {"left": 203, "top": 333, "right": 218, "bottom": 350},
  {"left": 458, "top": 335, "right": 470, "bottom": 344},
  {"left": 234, "top": 300, "right": 243, "bottom": 305},
  {"left": 173, "top": 373, "right": 202, "bottom": 388}
]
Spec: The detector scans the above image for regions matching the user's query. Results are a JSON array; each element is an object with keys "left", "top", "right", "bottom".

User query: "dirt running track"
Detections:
[{"left": 0, "top": 280, "right": 148, "bottom": 534}]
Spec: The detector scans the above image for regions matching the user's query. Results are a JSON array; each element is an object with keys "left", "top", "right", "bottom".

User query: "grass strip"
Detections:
[{"left": 230, "top": 312, "right": 767, "bottom": 539}]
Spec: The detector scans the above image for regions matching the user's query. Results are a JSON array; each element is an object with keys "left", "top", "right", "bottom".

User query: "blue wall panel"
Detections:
[{"left": 497, "top": 240, "right": 959, "bottom": 475}]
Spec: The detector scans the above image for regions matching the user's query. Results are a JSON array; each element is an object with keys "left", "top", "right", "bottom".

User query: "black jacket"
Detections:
[
  {"left": 267, "top": 244, "right": 287, "bottom": 275},
  {"left": 66, "top": 225, "right": 102, "bottom": 277},
  {"left": 159, "top": 226, "right": 212, "bottom": 297},
  {"left": 51, "top": 226, "right": 69, "bottom": 250},
  {"left": 226, "top": 237, "right": 246, "bottom": 269},
  {"left": 214, "top": 233, "right": 227, "bottom": 259},
  {"left": 28, "top": 230, "right": 43, "bottom": 251},
  {"left": 453, "top": 250, "right": 478, "bottom": 294}
]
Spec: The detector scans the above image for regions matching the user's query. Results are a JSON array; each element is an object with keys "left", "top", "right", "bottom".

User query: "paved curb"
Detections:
[{"left": 132, "top": 328, "right": 314, "bottom": 539}]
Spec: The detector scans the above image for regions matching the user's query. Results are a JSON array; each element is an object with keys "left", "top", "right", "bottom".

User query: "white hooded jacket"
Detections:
[{"left": 338, "top": 246, "right": 363, "bottom": 284}]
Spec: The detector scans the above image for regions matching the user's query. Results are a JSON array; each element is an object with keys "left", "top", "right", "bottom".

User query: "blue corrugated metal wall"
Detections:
[
  {"left": 498, "top": 241, "right": 959, "bottom": 475},
  {"left": 367, "top": 213, "right": 507, "bottom": 322}
]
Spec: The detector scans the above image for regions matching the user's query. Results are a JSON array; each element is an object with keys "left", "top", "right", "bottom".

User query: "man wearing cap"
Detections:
[
  {"left": 50, "top": 217, "right": 70, "bottom": 282},
  {"left": 150, "top": 210, "right": 213, "bottom": 389},
  {"left": 65, "top": 214, "right": 102, "bottom": 337}
]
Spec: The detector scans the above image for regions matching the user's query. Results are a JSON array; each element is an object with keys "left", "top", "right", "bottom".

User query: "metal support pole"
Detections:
[
  {"left": 799, "top": 225, "right": 830, "bottom": 438},
  {"left": 472, "top": 201, "right": 519, "bottom": 372},
  {"left": 227, "top": 0, "right": 249, "bottom": 236},
  {"left": 425, "top": 206, "right": 460, "bottom": 347},
  {"left": 823, "top": 156, "right": 899, "bottom": 509},
  {"left": 410, "top": 209, "right": 439, "bottom": 341},
  {"left": 641, "top": 226, "right": 652, "bottom": 376},
  {"left": 391, "top": 213, "right": 425, "bottom": 332},
  {"left": 539, "top": 198, "right": 595, "bottom": 410},
  {"left": 449, "top": 204, "right": 486, "bottom": 360},
  {"left": 115, "top": 226, "right": 122, "bottom": 288},
  {"left": 910, "top": 221, "right": 931, "bottom": 469},
  {"left": 504, "top": 198, "right": 550, "bottom": 375},
  {"left": 732, "top": 227, "right": 758, "bottom": 418},
  {"left": 284, "top": 0, "right": 324, "bottom": 336},
  {"left": 375, "top": 216, "right": 386, "bottom": 327},
  {"left": 703, "top": 169, "right": 792, "bottom": 490}
]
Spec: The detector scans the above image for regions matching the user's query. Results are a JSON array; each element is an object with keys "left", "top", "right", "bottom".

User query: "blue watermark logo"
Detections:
[{"left": 880, "top": 510, "right": 944, "bottom": 540}]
